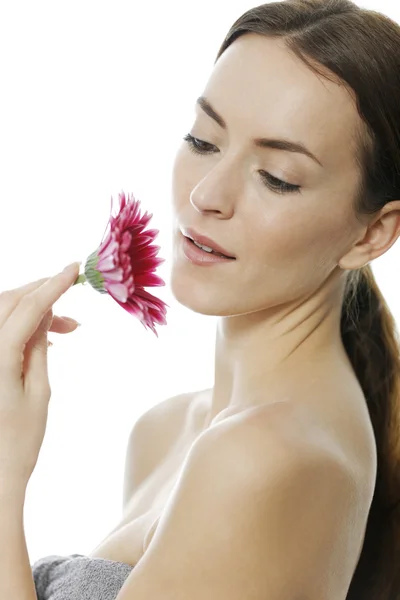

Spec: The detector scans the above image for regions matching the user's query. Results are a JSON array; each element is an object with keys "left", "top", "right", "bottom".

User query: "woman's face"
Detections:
[{"left": 170, "top": 34, "right": 366, "bottom": 317}]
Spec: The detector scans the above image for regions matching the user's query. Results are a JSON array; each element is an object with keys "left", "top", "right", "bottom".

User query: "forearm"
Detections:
[{"left": 0, "top": 491, "right": 37, "bottom": 600}]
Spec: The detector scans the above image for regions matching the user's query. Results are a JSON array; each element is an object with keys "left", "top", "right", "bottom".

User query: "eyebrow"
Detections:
[{"left": 196, "top": 96, "right": 323, "bottom": 168}]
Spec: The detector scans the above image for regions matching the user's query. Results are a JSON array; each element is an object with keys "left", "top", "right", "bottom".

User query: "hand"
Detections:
[{"left": 0, "top": 262, "right": 81, "bottom": 496}]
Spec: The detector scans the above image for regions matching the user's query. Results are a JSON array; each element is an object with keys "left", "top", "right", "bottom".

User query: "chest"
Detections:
[{"left": 89, "top": 420, "right": 204, "bottom": 566}]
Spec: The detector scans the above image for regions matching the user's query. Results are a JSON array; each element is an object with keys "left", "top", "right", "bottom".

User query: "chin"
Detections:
[{"left": 169, "top": 272, "right": 237, "bottom": 317}]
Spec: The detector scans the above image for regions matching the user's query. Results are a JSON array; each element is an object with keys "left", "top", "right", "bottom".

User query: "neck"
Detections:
[{"left": 206, "top": 278, "right": 350, "bottom": 425}]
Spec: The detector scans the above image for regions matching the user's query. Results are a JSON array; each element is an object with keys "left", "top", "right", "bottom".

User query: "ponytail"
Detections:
[{"left": 341, "top": 265, "right": 400, "bottom": 598}]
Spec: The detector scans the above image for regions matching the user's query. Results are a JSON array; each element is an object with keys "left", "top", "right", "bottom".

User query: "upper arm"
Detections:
[
  {"left": 116, "top": 415, "right": 361, "bottom": 600},
  {"left": 122, "top": 392, "right": 194, "bottom": 511}
]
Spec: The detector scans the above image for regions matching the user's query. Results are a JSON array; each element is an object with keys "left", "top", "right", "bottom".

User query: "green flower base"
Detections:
[
  {"left": 74, "top": 274, "right": 87, "bottom": 285},
  {"left": 72, "top": 250, "right": 107, "bottom": 294}
]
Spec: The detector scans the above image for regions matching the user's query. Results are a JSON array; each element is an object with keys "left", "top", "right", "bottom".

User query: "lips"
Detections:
[{"left": 180, "top": 227, "right": 236, "bottom": 259}]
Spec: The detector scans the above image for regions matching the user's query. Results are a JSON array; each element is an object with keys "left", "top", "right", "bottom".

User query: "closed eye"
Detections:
[{"left": 183, "top": 133, "right": 302, "bottom": 195}]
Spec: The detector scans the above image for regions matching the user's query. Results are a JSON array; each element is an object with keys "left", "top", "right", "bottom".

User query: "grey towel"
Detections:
[{"left": 32, "top": 554, "right": 134, "bottom": 600}]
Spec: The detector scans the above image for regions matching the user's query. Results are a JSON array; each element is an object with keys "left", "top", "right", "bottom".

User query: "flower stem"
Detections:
[{"left": 73, "top": 273, "right": 87, "bottom": 286}]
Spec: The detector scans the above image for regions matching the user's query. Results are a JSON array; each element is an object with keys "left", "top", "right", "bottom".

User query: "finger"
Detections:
[
  {"left": 49, "top": 315, "right": 81, "bottom": 334},
  {"left": 24, "top": 314, "right": 80, "bottom": 401},
  {"left": 23, "top": 311, "right": 53, "bottom": 399},
  {"left": 23, "top": 316, "right": 79, "bottom": 387},
  {"left": 0, "top": 276, "right": 50, "bottom": 297},
  {"left": 0, "top": 262, "right": 80, "bottom": 373},
  {"left": 0, "top": 277, "right": 51, "bottom": 328}
]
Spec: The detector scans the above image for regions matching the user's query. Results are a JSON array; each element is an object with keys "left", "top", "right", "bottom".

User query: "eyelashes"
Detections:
[{"left": 182, "top": 133, "right": 301, "bottom": 195}]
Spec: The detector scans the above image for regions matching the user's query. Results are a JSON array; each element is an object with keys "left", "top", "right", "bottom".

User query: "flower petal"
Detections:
[
  {"left": 83, "top": 191, "right": 169, "bottom": 335},
  {"left": 106, "top": 281, "right": 130, "bottom": 303}
]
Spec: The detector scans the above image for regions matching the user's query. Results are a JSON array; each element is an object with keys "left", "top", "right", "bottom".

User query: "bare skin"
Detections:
[
  {"left": 90, "top": 34, "right": 400, "bottom": 576},
  {"left": 89, "top": 365, "right": 375, "bottom": 568},
  {"left": 89, "top": 389, "right": 209, "bottom": 565}
]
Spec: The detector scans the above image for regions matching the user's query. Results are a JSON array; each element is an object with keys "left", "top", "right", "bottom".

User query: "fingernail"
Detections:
[
  {"left": 61, "top": 316, "right": 81, "bottom": 326},
  {"left": 62, "top": 261, "right": 81, "bottom": 273}
]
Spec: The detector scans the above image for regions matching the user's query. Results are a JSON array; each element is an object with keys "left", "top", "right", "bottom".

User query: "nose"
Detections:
[{"left": 189, "top": 157, "right": 240, "bottom": 217}]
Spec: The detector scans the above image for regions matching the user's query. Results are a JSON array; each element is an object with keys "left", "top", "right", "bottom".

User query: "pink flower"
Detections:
[{"left": 73, "top": 191, "right": 168, "bottom": 337}]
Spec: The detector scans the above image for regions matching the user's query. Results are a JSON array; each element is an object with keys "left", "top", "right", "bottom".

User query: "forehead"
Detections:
[{"left": 202, "top": 34, "right": 363, "bottom": 170}]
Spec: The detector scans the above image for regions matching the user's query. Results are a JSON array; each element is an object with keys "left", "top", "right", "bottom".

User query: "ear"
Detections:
[{"left": 338, "top": 200, "right": 400, "bottom": 270}]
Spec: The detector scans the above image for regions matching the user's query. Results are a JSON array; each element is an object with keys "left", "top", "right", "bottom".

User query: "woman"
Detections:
[{"left": 1, "top": 0, "right": 400, "bottom": 598}]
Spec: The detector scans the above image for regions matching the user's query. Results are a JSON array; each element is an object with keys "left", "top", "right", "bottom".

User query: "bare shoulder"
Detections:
[
  {"left": 122, "top": 389, "right": 204, "bottom": 509},
  {"left": 195, "top": 400, "right": 371, "bottom": 555},
  {"left": 204, "top": 400, "right": 334, "bottom": 450},
  {"left": 201, "top": 400, "right": 348, "bottom": 467},
  {"left": 124, "top": 400, "right": 367, "bottom": 599},
  {"left": 201, "top": 399, "right": 373, "bottom": 496}
]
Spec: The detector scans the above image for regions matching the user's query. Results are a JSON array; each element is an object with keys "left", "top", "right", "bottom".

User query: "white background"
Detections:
[{"left": 0, "top": 0, "right": 398, "bottom": 563}]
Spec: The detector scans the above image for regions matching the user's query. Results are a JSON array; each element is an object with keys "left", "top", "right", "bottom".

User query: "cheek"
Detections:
[
  {"left": 246, "top": 208, "right": 342, "bottom": 278},
  {"left": 237, "top": 215, "right": 339, "bottom": 308}
]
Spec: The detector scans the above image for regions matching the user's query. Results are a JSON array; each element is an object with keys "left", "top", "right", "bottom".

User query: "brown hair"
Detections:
[{"left": 214, "top": 0, "right": 400, "bottom": 597}]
